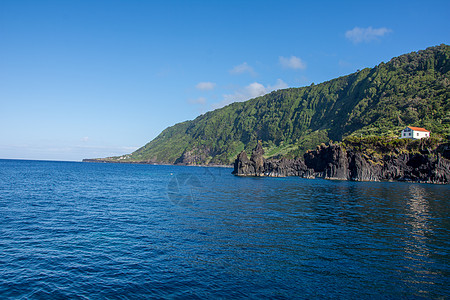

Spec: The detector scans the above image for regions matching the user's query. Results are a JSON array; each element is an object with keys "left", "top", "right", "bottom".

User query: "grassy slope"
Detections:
[{"left": 105, "top": 44, "right": 450, "bottom": 164}]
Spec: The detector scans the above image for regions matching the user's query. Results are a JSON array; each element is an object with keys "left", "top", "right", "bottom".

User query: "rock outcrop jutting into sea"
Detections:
[{"left": 232, "top": 140, "right": 450, "bottom": 184}]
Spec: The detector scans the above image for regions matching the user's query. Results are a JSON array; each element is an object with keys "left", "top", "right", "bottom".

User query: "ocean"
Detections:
[{"left": 0, "top": 159, "right": 449, "bottom": 298}]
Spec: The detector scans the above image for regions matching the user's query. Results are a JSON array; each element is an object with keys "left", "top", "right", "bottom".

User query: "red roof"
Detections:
[{"left": 406, "top": 126, "right": 429, "bottom": 132}]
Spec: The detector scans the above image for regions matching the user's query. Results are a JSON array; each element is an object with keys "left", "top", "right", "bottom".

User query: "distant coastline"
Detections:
[{"left": 82, "top": 158, "right": 233, "bottom": 168}]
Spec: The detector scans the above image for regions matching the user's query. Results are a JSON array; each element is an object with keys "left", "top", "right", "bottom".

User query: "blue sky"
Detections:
[{"left": 1, "top": 0, "right": 449, "bottom": 161}]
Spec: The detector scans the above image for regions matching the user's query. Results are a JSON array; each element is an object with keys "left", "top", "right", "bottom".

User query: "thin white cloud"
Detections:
[
  {"left": 81, "top": 137, "right": 89, "bottom": 142},
  {"left": 188, "top": 97, "right": 207, "bottom": 105},
  {"left": 268, "top": 79, "right": 288, "bottom": 91},
  {"left": 345, "top": 26, "right": 392, "bottom": 43},
  {"left": 279, "top": 56, "right": 306, "bottom": 70},
  {"left": 338, "top": 60, "right": 352, "bottom": 68},
  {"left": 212, "top": 79, "right": 288, "bottom": 109},
  {"left": 229, "top": 62, "right": 256, "bottom": 75},
  {"left": 195, "top": 82, "right": 216, "bottom": 90}
]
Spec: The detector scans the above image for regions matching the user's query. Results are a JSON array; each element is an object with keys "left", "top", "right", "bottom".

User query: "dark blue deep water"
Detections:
[{"left": 0, "top": 159, "right": 449, "bottom": 299}]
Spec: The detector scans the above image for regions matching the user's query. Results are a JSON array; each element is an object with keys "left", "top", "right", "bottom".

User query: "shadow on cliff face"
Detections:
[{"left": 232, "top": 141, "right": 450, "bottom": 184}]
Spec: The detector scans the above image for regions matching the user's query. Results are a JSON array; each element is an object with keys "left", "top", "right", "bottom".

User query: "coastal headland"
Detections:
[
  {"left": 233, "top": 138, "right": 450, "bottom": 184},
  {"left": 84, "top": 45, "right": 450, "bottom": 184}
]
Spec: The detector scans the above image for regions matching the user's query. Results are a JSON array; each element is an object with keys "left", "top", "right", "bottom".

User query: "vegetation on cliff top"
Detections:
[
  {"left": 339, "top": 135, "right": 449, "bottom": 157},
  {"left": 96, "top": 44, "right": 450, "bottom": 165}
]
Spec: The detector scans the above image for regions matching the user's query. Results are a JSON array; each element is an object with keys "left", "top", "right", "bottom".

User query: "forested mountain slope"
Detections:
[{"left": 88, "top": 44, "right": 450, "bottom": 165}]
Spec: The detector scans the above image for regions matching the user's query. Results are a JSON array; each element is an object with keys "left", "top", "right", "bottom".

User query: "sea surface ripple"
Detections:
[{"left": 0, "top": 159, "right": 449, "bottom": 298}]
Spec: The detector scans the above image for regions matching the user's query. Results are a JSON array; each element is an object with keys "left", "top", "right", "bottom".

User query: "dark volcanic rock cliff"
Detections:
[
  {"left": 233, "top": 142, "right": 450, "bottom": 184},
  {"left": 233, "top": 143, "right": 267, "bottom": 176}
]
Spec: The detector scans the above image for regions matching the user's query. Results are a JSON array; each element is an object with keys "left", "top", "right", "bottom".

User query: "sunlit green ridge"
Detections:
[{"left": 96, "top": 44, "right": 450, "bottom": 165}]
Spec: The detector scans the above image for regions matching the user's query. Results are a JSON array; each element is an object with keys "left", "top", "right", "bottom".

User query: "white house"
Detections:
[{"left": 401, "top": 126, "right": 430, "bottom": 139}]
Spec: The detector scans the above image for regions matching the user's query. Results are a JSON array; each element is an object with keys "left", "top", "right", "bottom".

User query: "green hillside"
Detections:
[{"left": 98, "top": 44, "right": 450, "bottom": 165}]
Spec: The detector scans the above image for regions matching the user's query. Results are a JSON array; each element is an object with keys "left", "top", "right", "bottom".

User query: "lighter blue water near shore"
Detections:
[{"left": 0, "top": 159, "right": 449, "bottom": 298}]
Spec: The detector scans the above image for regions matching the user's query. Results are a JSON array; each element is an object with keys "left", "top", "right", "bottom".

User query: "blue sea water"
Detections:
[{"left": 0, "top": 159, "right": 449, "bottom": 299}]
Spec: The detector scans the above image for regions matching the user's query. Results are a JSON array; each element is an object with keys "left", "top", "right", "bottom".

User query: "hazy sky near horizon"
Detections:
[{"left": 1, "top": 0, "right": 449, "bottom": 161}]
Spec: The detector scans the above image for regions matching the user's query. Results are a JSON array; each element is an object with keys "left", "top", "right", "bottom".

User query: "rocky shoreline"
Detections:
[{"left": 232, "top": 141, "right": 450, "bottom": 184}]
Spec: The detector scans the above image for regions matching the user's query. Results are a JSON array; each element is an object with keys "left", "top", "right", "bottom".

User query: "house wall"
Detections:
[
  {"left": 413, "top": 131, "right": 429, "bottom": 139},
  {"left": 401, "top": 130, "right": 412, "bottom": 138}
]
